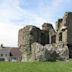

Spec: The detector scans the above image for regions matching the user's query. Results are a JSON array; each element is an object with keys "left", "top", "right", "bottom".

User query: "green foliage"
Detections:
[
  {"left": 0, "top": 60, "right": 72, "bottom": 72},
  {"left": 24, "top": 32, "right": 33, "bottom": 55}
]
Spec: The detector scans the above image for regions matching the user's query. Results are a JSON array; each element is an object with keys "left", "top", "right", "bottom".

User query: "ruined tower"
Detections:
[
  {"left": 18, "top": 25, "right": 42, "bottom": 61},
  {"left": 56, "top": 12, "right": 72, "bottom": 57}
]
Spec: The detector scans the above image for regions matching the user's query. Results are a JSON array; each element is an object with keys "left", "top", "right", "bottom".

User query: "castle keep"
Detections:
[{"left": 18, "top": 12, "right": 72, "bottom": 61}]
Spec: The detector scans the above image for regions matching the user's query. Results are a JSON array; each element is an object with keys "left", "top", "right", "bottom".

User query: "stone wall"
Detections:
[
  {"left": 18, "top": 25, "right": 42, "bottom": 61},
  {"left": 65, "top": 12, "right": 72, "bottom": 57},
  {"left": 18, "top": 23, "right": 56, "bottom": 61},
  {"left": 56, "top": 12, "right": 72, "bottom": 44},
  {"left": 18, "top": 28, "right": 24, "bottom": 47},
  {"left": 65, "top": 12, "right": 72, "bottom": 44},
  {"left": 31, "top": 42, "right": 45, "bottom": 61},
  {"left": 56, "top": 12, "right": 72, "bottom": 57},
  {"left": 42, "top": 23, "right": 56, "bottom": 44},
  {"left": 18, "top": 12, "right": 72, "bottom": 61},
  {"left": 31, "top": 42, "right": 69, "bottom": 61}
]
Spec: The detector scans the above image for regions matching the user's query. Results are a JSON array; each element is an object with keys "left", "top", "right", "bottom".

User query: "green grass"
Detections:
[{"left": 0, "top": 60, "right": 72, "bottom": 72}]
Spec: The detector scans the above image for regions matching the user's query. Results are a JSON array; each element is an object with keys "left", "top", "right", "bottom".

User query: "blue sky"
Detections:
[{"left": 0, "top": 0, "right": 72, "bottom": 47}]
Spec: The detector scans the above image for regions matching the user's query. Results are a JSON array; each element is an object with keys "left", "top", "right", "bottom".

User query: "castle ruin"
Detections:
[{"left": 18, "top": 12, "right": 72, "bottom": 61}]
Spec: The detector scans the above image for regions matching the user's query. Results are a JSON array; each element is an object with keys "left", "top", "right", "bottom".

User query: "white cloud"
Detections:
[
  {"left": 0, "top": 0, "right": 46, "bottom": 26},
  {"left": 0, "top": 0, "right": 22, "bottom": 47},
  {"left": 0, "top": 0, "right": 46, "bottom": 46},
  {"left": 51, "top": 0, "right": 63, "bottom": 7},
  {"left": 0, "top": 0, "right": 72, "bottom": 46},
  {"left": 0, "top": 22, "right": 20, "bottom": 47}
]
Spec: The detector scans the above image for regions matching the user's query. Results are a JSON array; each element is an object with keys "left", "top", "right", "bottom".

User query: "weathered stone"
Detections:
[
  {"left": 56, "top": 12, "right": 72, "bottom": 57},
  {"left": 18, "top": 23, "right": 56, "bottom": 61},
  {"left": 44, "top": 44, "right": 56, "bottom": 61},
  {"left": 18, "top": 25, "right": 42, "bottom": 61},
  {"left": 31, "top": 42, "right": 69, "bottom": 61},
  {"left": 31, "top": 42, "right": 46, "bottom": 61},
  {"left": 18, "top": 12, "right": 72, "bottom": 61},
  {"left": 42, "top": 23, "right": 56, "bottom": 44},
  {"left": 55, "top": 42, "right": 69, "bottom": 60},
  {"left": 44, "top": 43, "right": 69, "bottom": 61}
]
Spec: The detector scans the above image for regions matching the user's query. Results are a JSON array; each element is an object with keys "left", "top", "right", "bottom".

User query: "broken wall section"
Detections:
[{"left": 56, "top": 12, "right": 72, "bottom": 58}]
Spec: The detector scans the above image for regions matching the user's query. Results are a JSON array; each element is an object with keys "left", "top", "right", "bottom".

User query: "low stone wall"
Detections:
[{"left": 31, "top": 42, "right": 69, "bottom": 61}]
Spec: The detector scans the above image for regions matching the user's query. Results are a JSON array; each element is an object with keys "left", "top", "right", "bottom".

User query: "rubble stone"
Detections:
[{"left": 18, "top": 12, "right": 72, "bottom": 61}]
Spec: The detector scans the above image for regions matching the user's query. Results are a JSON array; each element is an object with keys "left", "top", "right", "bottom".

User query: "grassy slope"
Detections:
[{"left": 0, "top": 60, "right": 72, "bottom": 72}]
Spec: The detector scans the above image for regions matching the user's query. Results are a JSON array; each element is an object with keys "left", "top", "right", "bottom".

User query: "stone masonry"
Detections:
[
  {"left": 18, "top": 12, "right": 72, "bottom": 61},
  {"left": 56, "top": 12, "right": 72, "bottom": 57}
]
